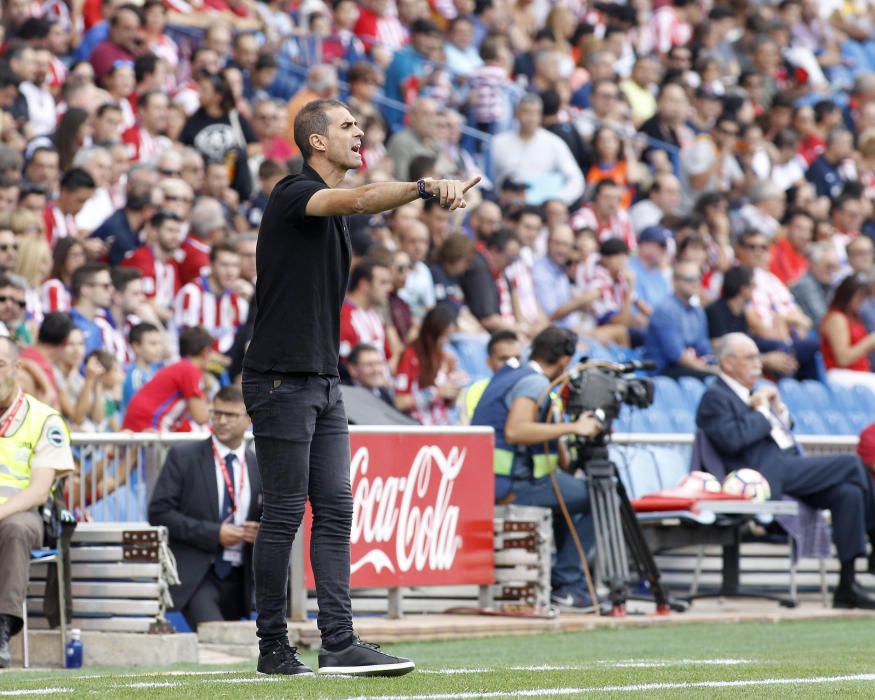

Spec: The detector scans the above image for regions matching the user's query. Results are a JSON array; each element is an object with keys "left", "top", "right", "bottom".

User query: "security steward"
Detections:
[
  {"left": 471, "top": 326, "right": 602, "bottom": 611},
  {"left": 0, "top": 336, "right": 75, "bottom": 667}
]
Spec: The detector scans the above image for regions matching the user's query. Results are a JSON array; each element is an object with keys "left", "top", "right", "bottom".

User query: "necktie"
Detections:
[{"left": 214, "top": 453, "right": 237, "bottom": 579}]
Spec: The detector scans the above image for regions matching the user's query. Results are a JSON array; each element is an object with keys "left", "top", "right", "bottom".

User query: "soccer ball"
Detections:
[
  {"left": 677, "top": 470, "right": 723, "bottom": 495},
  {"left": 722, "top": 468, "right": 771, "bottom": 501}
]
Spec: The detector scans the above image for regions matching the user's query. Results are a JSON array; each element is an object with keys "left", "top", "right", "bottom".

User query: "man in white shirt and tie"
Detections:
[{"left": 149, "top": 386, "right": 262, "bottom": 630}]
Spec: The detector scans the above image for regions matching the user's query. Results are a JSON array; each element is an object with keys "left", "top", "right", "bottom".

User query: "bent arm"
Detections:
[
  {"left": 0, "top": 467, "right": 55, "bottom": 521},
  {"left": 504, "top": 397, "right": 572, "bottom": 445}
]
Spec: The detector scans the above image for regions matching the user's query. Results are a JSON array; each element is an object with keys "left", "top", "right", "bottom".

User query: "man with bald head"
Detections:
[
  {"left": 533, "top": 225, "right": 597, "bottom": 331},
  {"left": 696, "top": 332, "right": 875, "bottom": 609},
  {"left": 397, "top": 219, "right": 436, "bottom": 320},
  {"left": 386, "top": 98, "right": 455, "bottom": 181}
]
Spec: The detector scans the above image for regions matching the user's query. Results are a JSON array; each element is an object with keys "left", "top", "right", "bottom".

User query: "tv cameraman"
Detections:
[{"left": 471, "top": 326, "right": 603, "bottom": 610}]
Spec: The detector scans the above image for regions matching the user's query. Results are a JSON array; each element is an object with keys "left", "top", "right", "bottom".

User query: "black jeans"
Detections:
[{"left": 242, "top": 371, "right": 354, "bottom": 652}]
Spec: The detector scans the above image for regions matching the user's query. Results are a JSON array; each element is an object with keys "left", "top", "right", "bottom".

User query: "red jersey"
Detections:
[
  {"left": 122, "top": 358, "right": 204, "bottom": 432},
  {"left": 122, "top": 125, "right": 160, "bottom": 162},
  {"left": 178, "top": 237, "right": 211, "bottom": 286},
  {"left": 121, "top": 245, "right": 181, "bottom": 309},
  {"left": 40, "top": 278, "right": 71, "bottom": 313},
  {"left": 43, "top": 203, "right": 77, "bottom": 247},
  {"left": 339, "top": 299, "right": 391, "bottom": 361},
  {"left": 173, "top": 276, "right": 248, "bottom": 354},
  {"left": 394, "top": 345, "right": 454, "bottom": 426}
]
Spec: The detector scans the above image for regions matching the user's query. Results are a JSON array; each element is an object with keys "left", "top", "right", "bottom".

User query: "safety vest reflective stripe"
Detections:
[
  {"left": 0, "top": 394, "right": 66, "bottom": 506},
  {"left": 464, "top": 378, "right": 489, "bottom": 419}
]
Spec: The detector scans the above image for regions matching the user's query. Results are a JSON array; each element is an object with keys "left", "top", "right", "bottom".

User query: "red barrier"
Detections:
[{"left": 303, "top": 428, "right": 495, "bottom": 588}]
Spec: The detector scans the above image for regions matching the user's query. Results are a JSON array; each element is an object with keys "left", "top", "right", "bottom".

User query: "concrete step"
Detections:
[
  {"left": 9, "top": 629, "right": 197, "bottom": 668},
  {"left": 197, "top": 619, "right": 257, "bottom": 645},
  {"left": 198, "top": 642, "right": 259, "bottom": 661}
]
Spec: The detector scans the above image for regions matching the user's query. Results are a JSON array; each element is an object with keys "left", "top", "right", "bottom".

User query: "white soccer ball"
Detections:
[
  {"left": 677, "top": 470, "right": 723, "bottom": 495},
  {"left": 722, "top": 468, "right": 771, "bottom": 501}
]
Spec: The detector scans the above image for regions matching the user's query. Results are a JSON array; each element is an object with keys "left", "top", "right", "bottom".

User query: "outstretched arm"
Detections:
[{"left": 305, "top": 177, "right": 481, "bottom": 217}]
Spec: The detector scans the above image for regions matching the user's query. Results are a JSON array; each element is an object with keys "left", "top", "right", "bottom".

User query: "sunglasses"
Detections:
[
  {"left": 742, "top": 242, "right": 769, "bottom": 251},
  {"left": 0, "top": 243, "right": 17, "bottom": 252},
  {"left": 165, "top": 194, "right": 194, "bottom": 204},
  {"left": 0, "top": 295, "right": 26, "bottom": 308},
  {"left": 159, "top": 168, "right": 182, "bottom": 177}
]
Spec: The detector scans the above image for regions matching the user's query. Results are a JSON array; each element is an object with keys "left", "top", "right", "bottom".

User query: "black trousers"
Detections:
[
  {"left": 242, "top": 371, "right": 354, "bottom": 652},
  {"left": 766, "top": 451, "right": 875, "bottom": 562},
  {"left": 182, "top": 566, "right": 245, "bottom": 632}
]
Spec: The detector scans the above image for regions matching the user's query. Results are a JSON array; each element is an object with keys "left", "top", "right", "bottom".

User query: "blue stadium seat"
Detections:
[
  {"left": 778, "top": 378, "right": 806, "bottom": 414},
  {"left": 801, "top": 380, "right": 836, "bottom": 411},
  {"left": 640, "top": 408, "right": 675, "bottom": 433},
  {"left": 852, "top": 385, "right": 875, "bottom": 415},
  {"left": 794, "top": 410, "right": 828, "bottom": 435},
  {"left": 651, "top": 376, "right": 686, "bottom": 411},
  {"left": 828, "top": 383, "right": 860, "bottom": 413},
  {"left": 449, "top": 334, "right": 489, "bottom": 382},
  {"left": 611, "top": 444, "right": 691, "bottom": 497},
  {"left": 677, "top": 376, "right": 706, "bottom": 413},
  {"left": 847, "top": 412, "right": 871, "bottom": 433},
  {"left": 669, "top": 408, "right": 696, "bottom": 433},
  {"left": 821, "top": 410, "right": 855, "bottom": 435}
]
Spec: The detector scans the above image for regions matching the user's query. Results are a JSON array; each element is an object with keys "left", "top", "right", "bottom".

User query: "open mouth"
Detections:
[{"left": 351, "top": 144, "right": 361, "bottom": 153}]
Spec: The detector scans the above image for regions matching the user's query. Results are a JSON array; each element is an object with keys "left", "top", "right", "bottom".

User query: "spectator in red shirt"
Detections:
[
  {"left": 178, "top": 197, "right": 226, "bottom": 286},
  {"left": 340, "top": 258, "right": 399, "bottom": 371},
  {"left": 769, "top": 209, "right": 814, "bottom": 286},
  {"left": 122, "top": 325, "right": 212, "bottom": 432},
  {"left": 394, "top": 304, "right": 463, "bottom": 425},
  {"left": 90, "top": 5, "right": 144, "bottom": 83}
]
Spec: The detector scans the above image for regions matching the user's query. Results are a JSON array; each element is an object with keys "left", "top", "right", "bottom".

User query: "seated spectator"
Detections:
[
  {"left": 734, "top": 229, "right": 819, "bottom": 380},
  {"left": 629, "top": 225, "right": 672, "bottom": 310},
  {"left": 790, "top": 241, "right": 841, "bottom": 328},
  {"left": 533, "top": 224, "right": 597, "bottom": 332},
  {"left": 148, "top": 386, "right": 261, "bottom": 631},
  {"left": 0, "top": 274, "right": 33, "bottom": 344},
  {"left": 696, "top": 332, "right": 875, "bottom": 609},
  {"left": 44, "top": 167, "right": 96, "bottom": 246},
  {"left": 345, "top": 343, "right": 394, "bottom": 407},
  {"left": 70, "top": 263, "right": 113, "bottom": 353},
  {"left": 20, "top": 312, "right": 75, "bottom": 410},
  {"left": 569, "top": 179, "right": 636, "bottom": 252},
  {"left": 806, "top": 126, "right": 856, "bottom": 200},
  {"left": 586, "top": 127, "right": 641, "bottom": 210},
  {"left": 122, "top": 322, "right": 164, "bottom": 414},
  {"left": 430, "top": 233, "right": 473, "bottom": 317},
  {"left": 577, "top": 238, "right": 649, "bottom": 347},
  {"left": 731, "top": 180, "right": 786, "bottom": 240},
  {"left": 173, "top": 241, "right": 250, "bottom": 357},
  {"left": 79, "top": 349, "right": 124, "bottom": 432},
  {"left": 457, "top": 330, "right": 522, "bottom": 425},
  {"left": 645, "top": 261, "right": 717, "bottom": 379},
  {"left": 0, "top": 336, "right": 75, "bottom": 668},
  {"left": 122, "top": 325, "right": 212, "bottom": 433},
  {"left": 41, "top": 238, "right": 86, "bottom": 313},
  {"left": 396, "top": 219, "right": 435, "bottom": 321},
  {"left": 769, "top": 209, "right": 813, "bottom": 286},
  {"left": 339, "top": 258, "right": 397, "bottom": 371},
  {"left": 629, "top": 173, "right": 682, "bottom": 235},
  {"left": 90, "top": 180, "right": 160, "bottom": 266},
  {"left": 394, "top": 304, "right": 463, "bottom": 425},
  {"left": 820, "top": 273, "right": 875, "bottom": 392}
]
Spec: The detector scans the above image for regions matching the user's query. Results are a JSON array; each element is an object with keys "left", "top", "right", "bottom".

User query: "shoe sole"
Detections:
[
  {"left": 318, "top": 661, "right": 416, "bottom": 677},
  {"left": 256, "top": 668, "right": 315, "bottom": 676}
]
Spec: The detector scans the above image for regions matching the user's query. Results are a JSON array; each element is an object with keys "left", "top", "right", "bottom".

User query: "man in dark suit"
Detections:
[
  {"left": 696, "top": 332, "right": 875, "bottom": 609},
  {"left": 148, "top": 386, "right": 262, "bottom": 630}
]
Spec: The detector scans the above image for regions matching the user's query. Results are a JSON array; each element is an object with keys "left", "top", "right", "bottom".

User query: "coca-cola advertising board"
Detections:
[{"left": 303, "top": 427, "right": 495, "bottom": 588}]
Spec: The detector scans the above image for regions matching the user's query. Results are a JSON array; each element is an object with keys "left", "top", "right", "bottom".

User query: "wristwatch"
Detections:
[{"left": 417, "top": 179, "right": 434, "bottom": 200}]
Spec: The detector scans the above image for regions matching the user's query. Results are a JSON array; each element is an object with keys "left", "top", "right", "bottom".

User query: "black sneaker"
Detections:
[
  {"left": 256, "top": 643, "right": 314, "bottom": 675},
  {"left": 318, "top": 638, "right": 415, "bottom": 677}
]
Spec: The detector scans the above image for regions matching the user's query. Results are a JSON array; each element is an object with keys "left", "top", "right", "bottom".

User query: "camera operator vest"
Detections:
[
  {"left": 471, "top": 363, "right": 562, "bottom": 501},
  {"left": 0, "top": 393, "right": 67, "bottom": 505}
]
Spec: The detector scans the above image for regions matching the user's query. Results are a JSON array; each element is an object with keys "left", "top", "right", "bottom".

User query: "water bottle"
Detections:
[{"left": 65, "top": 629, "right": 83, "bottom": 669}]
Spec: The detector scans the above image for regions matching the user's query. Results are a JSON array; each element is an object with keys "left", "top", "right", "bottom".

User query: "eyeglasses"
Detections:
[
  {"left": 673, "top": 274, "right": 699, "bottom": 283},
  {"left": 164, "top": 194, "right": 194, "bottom": 204},
  {"left": 0, "top": 295, "right": 26, "bottom": 308},
  {"left": 741, "top": 242, "right": 769, "bottom": 251},
  {"left": 395, "top": 264, "right": 411, "bottom": 272},
  {"left": 0, "top": 243, "right": 17, "bottom": 252},
  {"left": 211, "top": 409, "right": 247, "bottom": 421},
  {"left": 159, "top": 168, "right": 182, "bottom": 177}
]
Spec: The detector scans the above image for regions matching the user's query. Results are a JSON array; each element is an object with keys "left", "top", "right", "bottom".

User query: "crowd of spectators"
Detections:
[{"left": 4, "top": 0, "right": 875, "bottom": 432}]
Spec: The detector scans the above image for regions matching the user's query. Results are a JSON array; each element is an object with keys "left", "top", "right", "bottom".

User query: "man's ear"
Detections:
[{"left": 309, "top": 133, "right": 327, "bottom": 154}]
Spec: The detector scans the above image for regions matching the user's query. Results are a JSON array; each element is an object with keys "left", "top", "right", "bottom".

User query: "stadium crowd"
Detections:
[{"left": 1, "top": 0, "right": 875, "bottom": 433}]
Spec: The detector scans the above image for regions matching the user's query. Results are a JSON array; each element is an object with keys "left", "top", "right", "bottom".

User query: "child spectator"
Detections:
[
  {"left": 122, "top": 326, "right": 213, "bottom": 433},
  {"left": 122, "top": 322, "right": 165, "bottom": 414},
  {"left": 467, "top": 35, "right": 516, "bottom": 136}
]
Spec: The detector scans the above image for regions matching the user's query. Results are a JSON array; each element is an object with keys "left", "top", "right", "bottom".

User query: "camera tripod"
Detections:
[{"left": 572, "top": 439, "right": 686, "bottom": 616}]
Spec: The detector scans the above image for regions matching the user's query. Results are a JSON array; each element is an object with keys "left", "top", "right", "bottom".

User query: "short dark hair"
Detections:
[
  {"left": 129, "top": 321, "right": 160, "bottom": 346},
  {"left": 138, "top": 89, "right": 165, "bottom": 110},
  {"left": 529, "top": 326, "right": 577, "bottom": 364},
  {"left": 134, "top": 54, "right": 159, "bottom": 83},
  {"left": 486, "top": 229, "right": 519, "bottom": 253},
  {"left": 60, "top": 167, "right": 96, "bottom": 192},
  {"left": 294, "top": 99, "right": 350, "bottom": 161},
  {"left": 721, "top": 265, "right": 753, "bottom": 300},
  {"left": 258, "top": 158, "right": 284, "bottom": 179},
  {"left": 111, "top": 266, "right": 141, "bottom": 292},
  {"left": 215, "top": 385, "right": 244, "bottom": 404},
  {"left": 178, "top": 325, "right": 214, "bottom": 357},
  {"left": 209, "top": 240, "right": 238, "bottom": 263},
  {"left": 71, "top": 262, "right": 109, "bottom": 299},
  {"left": 487, "top": 330, "right": 518, "bottom": 356},
  {"left": 150, "top": 209, "right": 182, "bottom": 230},
  {"left": 37, "top": 312, "right": 74, "bottom": 346},
  {"left": 96, "top": 102, "right": 123, "bottom": 118},
  {"left": 348, "top": 258, "right": 388, "bottom": 291},
  {"left": 348, "top": 343, "right": 380, "bottom": 365}
]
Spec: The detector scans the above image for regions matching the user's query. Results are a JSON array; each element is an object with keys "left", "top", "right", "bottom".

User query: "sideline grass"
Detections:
[{"left": 2, "top": 618, "right": 875, "bottom": 698}]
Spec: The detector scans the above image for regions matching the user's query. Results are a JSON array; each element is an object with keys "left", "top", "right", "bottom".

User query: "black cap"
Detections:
[
  {"left": 411, "top": 18, "right": 441, "bottom": 35},
  {"left": 501, "top": 176, "right": 530, "bottom": 191}
]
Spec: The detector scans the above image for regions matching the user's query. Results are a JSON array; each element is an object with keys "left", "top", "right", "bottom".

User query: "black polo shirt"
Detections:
[{"left": 244, "top": 164, "right": 352, "bottom": 375}]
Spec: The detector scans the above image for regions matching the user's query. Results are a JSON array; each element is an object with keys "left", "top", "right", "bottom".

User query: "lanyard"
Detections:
[
  {"left": 212, "top": 439, "right": 246, "bottom": 519},
  {"left": 0, "top": 390, "right": 25, "bottom": 437}
]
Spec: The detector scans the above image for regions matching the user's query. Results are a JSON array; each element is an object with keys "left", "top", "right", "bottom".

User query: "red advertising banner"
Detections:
[{"left": 303, "top": 428, "right": 495, "bottom": 588}]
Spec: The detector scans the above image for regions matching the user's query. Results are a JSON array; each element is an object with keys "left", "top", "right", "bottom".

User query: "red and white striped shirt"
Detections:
[
  {"left": 750, "top": 267, "right": 800, "bottom": 329},
  {"left": 122, "top": 125, "right": 168, "bottom": 163},
  {"left": 339, "top": 300, "right": 391, "bottom": 361},
  {"left": 576, "top": 255, "right": 631, "bottom": 325},
  {"left": 43, "top": 203, "right": 77, "bottom": 247},
  {"left": 95, "top": 309, "right": 129, "bottom": 367},
  {"left": 570, "top": 205, "right": 636, "bottom": 252},
  {"left": 173, "top": 276, "right": 248, "bottom": 354},
  {"left": 641, "top": 5, "right": 692, "bottom": 55},
  {"left": 40, "top": 278, "right": 71, "bottom": 313},
  {"left": 467, "top": 64, "right": 512, "bottom": 125},
  {"left": 121, "top": 245, "right": 182, "bottom": 310},
  {"left": 354, "top": 7, "right": 408, "bottom": 53}
]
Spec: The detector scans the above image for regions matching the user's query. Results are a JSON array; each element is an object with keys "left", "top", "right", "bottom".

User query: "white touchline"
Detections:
[
  {"left": 341, "top": 673, "right": 875, "bottom": 700},
  {"left": 0, "top": 691, "right": 73, "bottom": 697}
]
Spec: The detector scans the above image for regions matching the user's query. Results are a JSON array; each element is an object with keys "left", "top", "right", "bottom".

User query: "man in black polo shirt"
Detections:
[{"left": 243, "top": 99, "right": 478, "bottom": 677}]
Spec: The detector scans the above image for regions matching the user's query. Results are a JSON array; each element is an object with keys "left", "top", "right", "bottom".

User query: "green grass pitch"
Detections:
[{"left": 2, "top": 619, "right": 875, "bottom": 698}]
